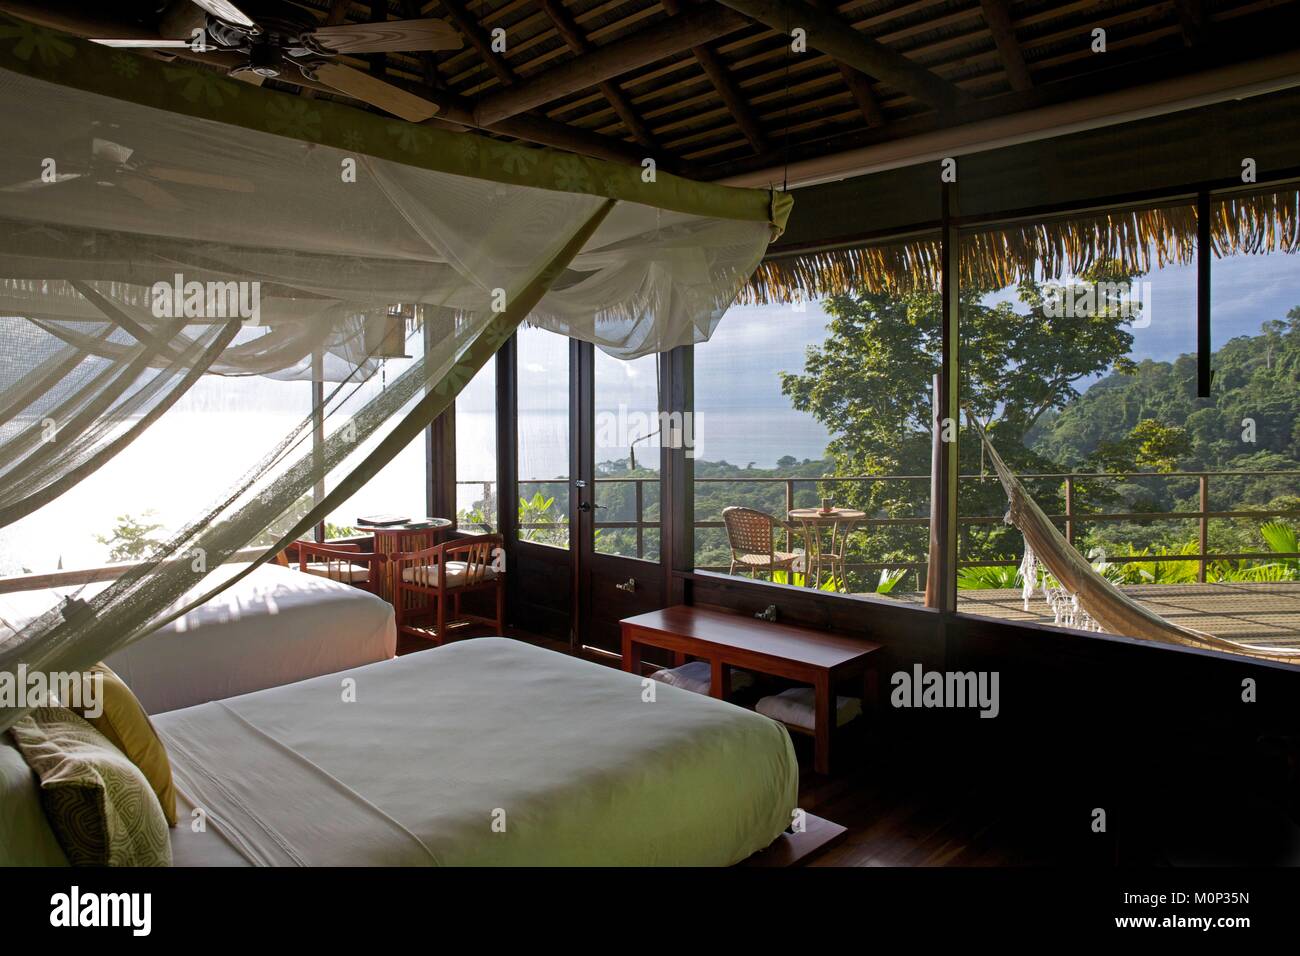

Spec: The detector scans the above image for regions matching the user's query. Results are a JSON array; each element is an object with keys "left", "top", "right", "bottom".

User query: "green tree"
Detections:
[
  {"left": 1086, "top": 418, "right": 1191, "bottom": 473},
  {"left": 778, "top": 263, "right": 1141, "bottom": 577},
  {"left": 96, "top": 511, "right": 165, "bottom": 562}
]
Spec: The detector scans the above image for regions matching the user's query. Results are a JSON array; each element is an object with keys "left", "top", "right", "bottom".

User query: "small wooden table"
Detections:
[
  {"left": 366, "top": 519, "right": 454, "bottom": 601},
  {"left": 787, "top": 507, "right": 865, "bottom": 590},
  {"left": 621, "top": 605, "right": 881, "bottom": 775}
]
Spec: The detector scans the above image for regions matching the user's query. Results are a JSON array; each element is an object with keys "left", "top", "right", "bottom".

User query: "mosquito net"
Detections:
[{"left": 0, "top": 17, "right": 790, "bottom": 730}]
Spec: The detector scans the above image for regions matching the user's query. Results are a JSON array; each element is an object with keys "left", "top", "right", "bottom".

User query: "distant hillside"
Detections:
[{"left": 1029, "top": 311, "right": 1300, "bottom": 473}]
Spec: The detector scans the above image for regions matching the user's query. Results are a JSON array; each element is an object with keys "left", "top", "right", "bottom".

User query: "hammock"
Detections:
[{"left": 968, "top": 416, "right": 1300, "bottom": 664}]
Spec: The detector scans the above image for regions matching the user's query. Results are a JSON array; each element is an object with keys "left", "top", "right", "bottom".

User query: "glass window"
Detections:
[
  {"left": 957, "top": 205, "right": 1222, "bottom": 637},
  {"left": 693, "top": 236, "right": 940, "bottom": 598},
  {"left": 593, "top": 349, "right": 660, "bottom": 561},
  {"left": 1202, "top": 189, "right": 1300, "bottom": 643},
  {"left": 455, "top": 361, "right": 498, "bottom": 533},
  {"left": 515, "top": 326, "right": 569, "bottom": 548}
]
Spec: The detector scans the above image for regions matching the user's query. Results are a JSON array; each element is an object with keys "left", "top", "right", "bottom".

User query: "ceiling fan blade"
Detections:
[
  {"left": 118, "top": 175, "right": 184, "bottom": 212},
  {"left": 189, "top": 0, "right": 256, "bottom": 29},
  {"left": 0, "top": 173, "right": 82, "bottom": 193},
  {"left": 311, "top": 63, "right": 440, "bottom": 123},
  {"left": 309, "top": 18, "right": 462, "bottom": 54},
  {"left": 140, "top": 165, "right": 256, "bottom": 193},
  {"left": 89, "top": 39, "right": 196, "bottom": 48}
]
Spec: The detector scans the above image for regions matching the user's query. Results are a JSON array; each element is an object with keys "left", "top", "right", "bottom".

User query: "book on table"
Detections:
[{"left": 356, "top": 514, "right": 411, "bottom": 527}]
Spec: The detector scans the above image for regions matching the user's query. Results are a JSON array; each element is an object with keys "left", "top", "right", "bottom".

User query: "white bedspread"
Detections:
[
  {"left": 158, "top": 638, "right": 798, "bottom": 866},
  {"left": 0, "top": 564, "right": 395, "bottom": 714}
]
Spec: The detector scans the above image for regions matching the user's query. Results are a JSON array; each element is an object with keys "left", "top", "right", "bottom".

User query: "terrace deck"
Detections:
[{"left": 892, "top": 582, "right": 1300, "bottom": 652}]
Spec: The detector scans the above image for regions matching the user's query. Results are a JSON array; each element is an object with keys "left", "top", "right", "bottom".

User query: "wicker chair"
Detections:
[
  {"left": 297, "top": 541, "right": 384, "bottom": 594},
  {"left": 722, "top": 506, "right": 801, "bottom": 581},
  {"left": 393, "top": 533, "right": 505, "bottom": 644}
]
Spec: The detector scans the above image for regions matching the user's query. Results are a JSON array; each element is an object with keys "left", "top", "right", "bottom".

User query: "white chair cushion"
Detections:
[
  {"left": 649, "top": 660, "right": 753, "bottom": 696},
  {"left": 302, "top": 562, "right": 369, "bottom": 584},
  {"left": 400, "top": 561, "right": 499, "bottom": 589},
  {"left": 755, "top": 687, "right": 861, "bottom": 730}
]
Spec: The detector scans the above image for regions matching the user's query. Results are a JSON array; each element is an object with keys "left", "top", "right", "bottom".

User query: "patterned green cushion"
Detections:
[{"left": 9, "top": 707, "right": 171, "bottom": 867}]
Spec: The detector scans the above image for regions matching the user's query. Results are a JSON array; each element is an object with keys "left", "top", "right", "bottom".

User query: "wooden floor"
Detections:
[{"left": 888, "top": 581, "right": 1300, "bottom": 651}]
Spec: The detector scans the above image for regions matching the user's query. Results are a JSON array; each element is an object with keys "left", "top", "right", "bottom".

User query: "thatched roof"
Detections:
[{"left": 740, "top": 188, "right": 1300, "bottom": 304}]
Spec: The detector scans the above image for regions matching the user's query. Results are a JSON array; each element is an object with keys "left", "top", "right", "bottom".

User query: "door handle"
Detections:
[
  {"left": 578, "top": 501, "right": 605, "bottom": 513},
  {"left": 616, "top": 578, "right": 636, "bottom": 593}
]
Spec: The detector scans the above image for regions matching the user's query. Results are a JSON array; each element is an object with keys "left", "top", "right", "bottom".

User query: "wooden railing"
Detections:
[{"left": 463, "top": 470, "right": 1300, "bottom": 584}]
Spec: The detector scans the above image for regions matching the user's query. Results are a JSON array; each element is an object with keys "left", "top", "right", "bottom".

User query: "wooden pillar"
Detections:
[
  {"left": 496, "top": 334, "right": 519, "bottom": 617},
  {"left": 662, "top": 344, "right": 694, "bottom": 606},
  {"left": 929, "top": 184, "right": 960, "bottom": 612},
  {"left": 1197, "top": 189, "right": 1212, "bottom": 398},
  {"left": 1064, "top": 476, "right": 1074, "bottom": 545},
  {"left": 1198, "top": 473, "right": 1209, "bottom": 583},
  {"left": 425, "top": 319, "right": 457, "bottom": 523}
]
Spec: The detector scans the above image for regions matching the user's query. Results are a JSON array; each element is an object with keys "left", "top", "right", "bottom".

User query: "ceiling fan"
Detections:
[
  {"left": 0, "top": 131, "right": 257, "bottom": 211},
  {"left": 87, "top": 0, "right": 462, "bottom": 123}
]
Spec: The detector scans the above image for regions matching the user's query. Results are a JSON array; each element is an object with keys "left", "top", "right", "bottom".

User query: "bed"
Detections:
[
  {"left": 0, "top": 563, "right": 396, "bottom": 714},
  {"left": 156, "top": 638, "right": 799, "bottom": 866}
]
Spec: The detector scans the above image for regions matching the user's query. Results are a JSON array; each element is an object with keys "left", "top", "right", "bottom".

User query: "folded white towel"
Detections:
[
  {"left": 650, "top": 660, "right": 753, "bottom": 696},
  {"left": 756, "top": 687, "right": 861, "bottom": 730}
]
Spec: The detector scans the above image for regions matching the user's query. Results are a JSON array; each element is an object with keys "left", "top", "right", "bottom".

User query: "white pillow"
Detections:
[
  {"left": 756, "top": 687, "right": 862, "bottom": 730},
  {"left": 650, "top": 660, "right": 753, "bottom": 696}
]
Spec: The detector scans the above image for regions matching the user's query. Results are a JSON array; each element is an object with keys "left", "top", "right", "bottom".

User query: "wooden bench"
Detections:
[{"left": 621, "top": 605, "right": 881, "bottom": 775}]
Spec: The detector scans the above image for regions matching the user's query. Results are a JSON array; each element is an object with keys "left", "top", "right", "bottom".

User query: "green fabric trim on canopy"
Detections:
[{"left": 0, "top": 14, "right": 791, "bottom": 234}]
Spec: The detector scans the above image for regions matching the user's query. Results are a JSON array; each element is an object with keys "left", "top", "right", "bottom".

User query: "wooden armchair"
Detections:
[
  {"left": 393, "top": 533, "right": 504, "bottom": 644},
  {"left": 722, "top": 506, "right": 801, "bottom": 581},
  {"left": 297, "top": 541, "right": 384, "bottom": 595}
]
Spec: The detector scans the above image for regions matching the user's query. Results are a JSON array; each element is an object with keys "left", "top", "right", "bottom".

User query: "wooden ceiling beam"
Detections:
[
  {"left": 539, "top": 0, "right": 659, "bottom": 149},
  {"left": 438, "top": 0, "right": 517, "bottom": 87},
  {"left": 810, "top": 0, "right": 882, "bottom": 126},
  {"left": 714, "top": 0, "right": 971, "bottom": 112},
  {"left": 473, "top": 3, "right": 751, "bottom": 126},
  {"left": 1174, "top": 0, "right": 1207, "bottom": 48},
  {"left": 368, "top": 0, "right": 387, "bottom": 78},
  {"left": 661, "top": 0, "right": 768, "bottom": 154},
  {"left": 402, "top": 0, "right": 447, "bottom": 90},
  {"left": 979, "top": 0, "right": 1032, "bottom": 92}
]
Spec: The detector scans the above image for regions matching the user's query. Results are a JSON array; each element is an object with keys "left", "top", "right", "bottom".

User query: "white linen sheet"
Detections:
[
  {"left": 0, "top": 564, "right": 395, "bottom": 714},
  {"left": 158, "top": 638, "right": 799, "bottom": 866}
]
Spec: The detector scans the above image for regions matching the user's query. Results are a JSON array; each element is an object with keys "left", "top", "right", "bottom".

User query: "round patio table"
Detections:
[{"left": 787, "top": 507, "right": 865, "bottom": 590}]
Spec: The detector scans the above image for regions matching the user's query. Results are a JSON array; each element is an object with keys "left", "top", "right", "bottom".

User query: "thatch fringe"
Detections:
[{"left": 739, "top": 190, "right": 1300, "bottom": 305}]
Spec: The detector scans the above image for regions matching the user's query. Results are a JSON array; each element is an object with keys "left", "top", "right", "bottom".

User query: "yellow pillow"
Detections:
[{"left": 71, "top": 664, "right": 178, "bottom": 827}]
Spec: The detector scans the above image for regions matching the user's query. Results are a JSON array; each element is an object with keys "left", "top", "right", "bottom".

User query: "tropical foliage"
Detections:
[{"left": 718, "top": 268, "right": 1299, "bottom": 594}]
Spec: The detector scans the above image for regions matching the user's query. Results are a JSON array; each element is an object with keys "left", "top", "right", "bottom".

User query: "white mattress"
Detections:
[
  {"left": 158, "top": 638, "right": 799, "bottom": 866},
  {"left": 0, "top": 563, "right": 396, "bottom": 714}
]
